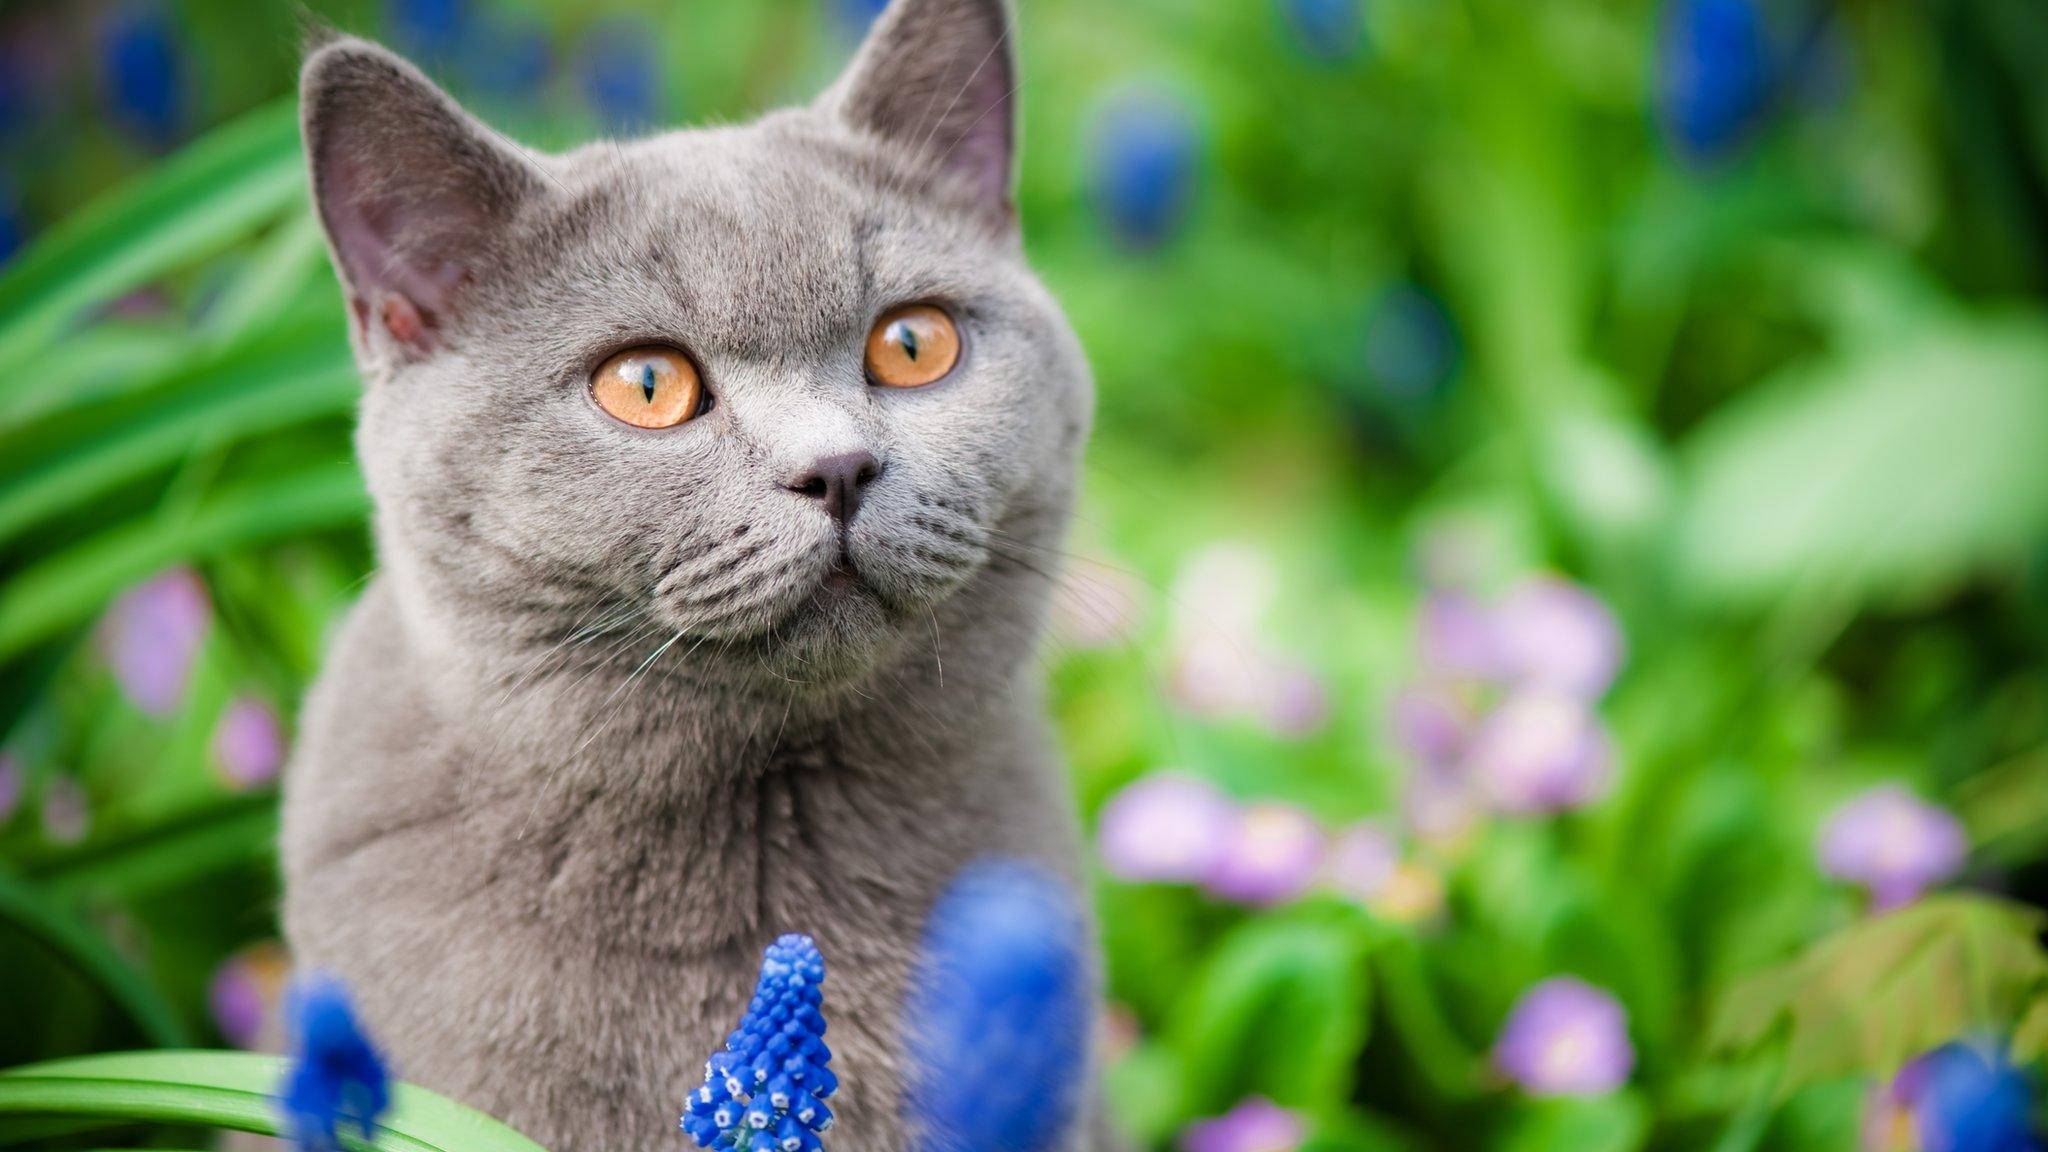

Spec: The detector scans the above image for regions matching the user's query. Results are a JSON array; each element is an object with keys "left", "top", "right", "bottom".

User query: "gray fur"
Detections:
[{"left": 282, "top": 2, "right": 1099, "bottom": 1149}]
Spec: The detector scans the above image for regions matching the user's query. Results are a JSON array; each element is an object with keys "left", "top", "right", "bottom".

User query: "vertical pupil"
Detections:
[
  {"left": 639, "top": 363, "right": 658, "bottom": 403},
  {"left": 896, "top": 322, "right": 920, "bottom": 362}
]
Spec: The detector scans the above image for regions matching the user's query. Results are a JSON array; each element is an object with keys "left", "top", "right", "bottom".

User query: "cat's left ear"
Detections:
[{"left": 821, "top": 0, "right": 1018, "bottom": 226}]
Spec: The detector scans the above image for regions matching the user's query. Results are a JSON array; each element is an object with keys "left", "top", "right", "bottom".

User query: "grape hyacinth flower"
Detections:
[
  {"left": 1818, "top": 786, "right": 1968, "bottom": 911},
  {"left": 1493, "top": 978, "right": 1635, "bottom": 1097},
  {"left": 386, "top": 0, "right": 469, "bottom": 63},
  {"left": 579, "top": 18, "right": 664, "bottom": 133},
  {"left": 280, "top": 974, "right": 391, "bottom": 1152},
  {"left": 97, "top": 1, "right": 185, "bottom": 148},
  {"left": 1204, "top": 803, "right": 1325, "bottom": 907},
  {"left": 1088, "top": 86, "right": 1199, "bottom": 252},
  {"left": 1180, "top": 1097, "right": 1306, "bottom": 1152},
  {"left": 1387, "top": 684, "right": 1470, "bottom": 772},
  {"left": 905, "top": 861, "right": 1089, "bottom": 1152},
  {"left": 1657, "top": 0, "right": 1775, "bottom": 165},
  {"left": 1863, "top": 1041, "right": 2041, "bottom": 1152},
  {"left": 1493, "top": 578, "right": 1624, "bottom": 701},
  {"left": 683, "top": 935, "right": 837, "bottom": 1152},
  {"left": 101, "top": 568, "right": 209, "bottom": 716},
  {"left": 214, "top": 697, "right": 286, "bottom": 790},
  {"left": 1096, "top": 773, "right": 1239, "bottom": 885}
]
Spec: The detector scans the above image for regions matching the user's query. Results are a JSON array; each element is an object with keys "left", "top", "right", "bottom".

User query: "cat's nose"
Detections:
[{"left": 783, "top": 450, "right": 883, "bottom": 527}]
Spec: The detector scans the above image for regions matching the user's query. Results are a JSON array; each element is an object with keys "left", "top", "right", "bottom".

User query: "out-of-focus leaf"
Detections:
[
  {"left": 200, "top": 211, "right": 331, "bottom": 347},
  {"left": 2010, "top": 995, "right": 2048, "bottom": 1063},
  {"left": 0, "top": 870, "right": 190, "bottom": 1048},
  {"left": 0, "top": 323, "right": 190, "bottom": 431},
  {"left": 16, "top": 792, "right": 278, "bottom": 901},
  {"left": 1499, "top": 1094, "right": 1651, "bottom": 1152},
  {"left": 0, "top": 101, "right": 305, "bottom": 378},
  {"left": 0, "top": 463, "right": 368, "bottom": 661},
  {"left": 1103, "top": 1042, "right": 1186, "bottom": 1147},
  {"left": 0, "top": 332, "right": 355, "bottom": 546},
  {"left": 1953, "top": 745, "right": 2048, "bottom": 866},
  {"left": 1709, "top": 895, "right": 2048, "bottom": 1089},
  {"left": 0, "top": 1050, "right": 550, "bottom": 1152},
  {"left": 1672, "top": 315, "right": 2048, "bottom": 609},
  {"left": 1167, "top": 914, "right": 1373, "bottom": 1112}
]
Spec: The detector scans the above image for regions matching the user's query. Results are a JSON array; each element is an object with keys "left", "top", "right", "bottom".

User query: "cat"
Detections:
[{"left": 279, "top": 1, "right": 1102, "bottom": 1149}]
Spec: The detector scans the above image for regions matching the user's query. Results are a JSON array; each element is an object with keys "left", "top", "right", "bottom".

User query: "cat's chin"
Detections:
[{"left": 718, "top": 575, "right": 910, "bottom": 690}]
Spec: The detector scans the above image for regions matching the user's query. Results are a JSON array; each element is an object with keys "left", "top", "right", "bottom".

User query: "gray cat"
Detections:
[{"left": 280, "top": 1, "right": 1101, "bottom": 1148}]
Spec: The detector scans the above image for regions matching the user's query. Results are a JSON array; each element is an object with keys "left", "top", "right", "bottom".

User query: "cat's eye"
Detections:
[
  {"left": 590, "top": 346, "right": 704, "bottom": 429},
  {"left": 864, "top": 304, "right": 961, "bottom": 388}
]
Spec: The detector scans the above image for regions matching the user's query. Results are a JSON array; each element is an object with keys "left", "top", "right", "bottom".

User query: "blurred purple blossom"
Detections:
[
  {"left": 1088, "top": 86, "right": 1200, "bottom": 252},
  {"left": 41, "top": 776, "right": 89, "bottom": 845},
  {"left": 1417, "top": 590, "right": 1504, "bottom": 682},
  {"left": 0, "top": 751, "right": 21, "bottom": 821},
  {"left": 1493, "top": 977, "right": 1635, "bottom": 1097},
  {"left": 1387, "top": 684, "right": 1471, "bottom": 771},
  {"left": 100, "top": 568, "right": 208, "bottom": 715},
  {"left": 1464, "top": 693, "right": 1616, "bottom": 815},
  {"left": 1862, "top": 1040, "right": 2040, "bottom": 1152},
  {"left": 1168, "top": 543, "right": 1329, "bottom": 738},
  {"left": 209, "top": 941, "right": 288, "bottom": 1049},
  {"left": 1403, "top": 763, "right": 1480, "bottom": 846},
  {"left": 1204, "top": 803, "right": 1324, "bottom": 907},
  {"left": 1097, "top": 774, "right": 1238, "bottom": 884},
  {"left": 1180, "top": 1097, "right": 1306, "bottom": 1152},
  {"left": 1051, "top": 560, "right": 1149, "bottom": 650},
  {"left": 1818, "top": 785, "right": 1967, "bottom": 911},
  {"left": 1494, "top": 577, "right": 1625, "bottom": 700},
  {"left": 1321, "top": 821, "right": 1398, "bottom": 903},
  {"left": 214, "top": 697, "right": 286, "bottom": 790},
  {"left": 1258, "top": 664, "right": 1330, "bottom": 739}
]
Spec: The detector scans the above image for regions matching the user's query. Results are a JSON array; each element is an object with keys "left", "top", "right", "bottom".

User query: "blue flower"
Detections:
[
  {"left": 1279, "top": 0, "right": 1365, "bottom": 62},
  {"left": 278, "top": 974, "right": 390, "bottom": 1152},
  {"left": 903, "top": 860, "right": 1090, "bottom": 1152},
  {"left": 828, "top": 0, "right": 893, "bottom": 39},
  {"left": 682, "top": 934, "right": 837, "bottom": 1152},
  {"left": 1880, "top": 1042, "right": 2042, "bottom": 1152},
  {"left": 1656, "top": 0, "right": 1775, "bottom": 164},
  {"left": 578, "top": 18, "right": 665, "bottom": 133},
  {"left": 1363, "top": 283, "right": 1458, "bottom": 399},
  {"left": 97, "top": 2, "right": 185, "bottom": 149},
  {"left": 386, "top": 0, "right": 470, "bottom": 63},
  {"left": 460, "top": 12, "right": 554, "bottom": 101},
  {"left": 1087, "top": 87, "right": 1200, "bottom": 252}
]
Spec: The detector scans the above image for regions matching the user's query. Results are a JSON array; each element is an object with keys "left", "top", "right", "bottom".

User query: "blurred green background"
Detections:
[{"left": 4, "top": 0, "right": 2048, "bottom": 1148}]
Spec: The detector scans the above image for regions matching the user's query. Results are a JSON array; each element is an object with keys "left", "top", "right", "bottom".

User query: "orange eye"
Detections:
[
  {"left": 865, "top": 304, "right": 961, "bottom": 388},
  {"left": 591, "top": 346, "right": 703, "bottom": 429}
]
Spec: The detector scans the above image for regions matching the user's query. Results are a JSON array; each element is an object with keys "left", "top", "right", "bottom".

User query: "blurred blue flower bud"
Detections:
[
  {"left": 578, "top": 18, "right": 664, "bottom": 133},
  {"left": 1657, "top": 0, "right": 1775, "bottom": 164},
  {"left": 1364, "top": 284, "right": 1458, "bottom": 399},
  {"left": 905, "top": 860, "right": 1090, "bottom": 1152},
  {"left": 97, "top": 2, "right": 186, "bottom": 149},
  {"left": 1864, "top": 1041, "right": 2040, "bottom": 1152},
  {"left": 1087, "top": 86, "right": 1200, "bottom": 252},
  {"left": 829, "top": 0, "right": 893, "bottom": 39},
  {"left": 386, "top": 0, "right": 470, "bottom": 63},
  {"left": 279, "top": 974, "right": 390, "bottom": 1152},
  {"left": 460, "top": 12, "right": 553, "bottom": 100},
  {"left": 1280, "top": 0, "right": 1365, "bottom": 62}
]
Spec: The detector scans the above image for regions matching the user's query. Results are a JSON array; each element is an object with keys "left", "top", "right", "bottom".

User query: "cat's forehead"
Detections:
[{"left": 531, "top": 115, "right": 993, "bottom": 354}]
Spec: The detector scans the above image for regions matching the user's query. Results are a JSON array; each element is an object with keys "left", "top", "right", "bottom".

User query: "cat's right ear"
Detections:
[{"left": 300, "top": 38, "right": 542, "bottom": 360}]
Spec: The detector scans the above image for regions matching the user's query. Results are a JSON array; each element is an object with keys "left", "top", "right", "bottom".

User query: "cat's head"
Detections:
[{"left": 302, "top": 0, "right": 1090, "bottom": 687}]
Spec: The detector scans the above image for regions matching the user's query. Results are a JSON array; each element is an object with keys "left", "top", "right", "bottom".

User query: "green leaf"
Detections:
[
  {"left": 0, "top": 1051, "right": 550, "bottom": 1152},
  {"left": 0, "top": 463, "right": 368, "bottom": 661},
  {"left": 1167, "top": 915, "right": 1373, "bottom": 1112},
  {"left": 0, "top": 101, "right": 306, "bottom": 379},
  {"left": 15, "top": 792, "right": 278, "bottom": 901},
  {"left": 0, "top": 870, "right": 190, "bottom": 1048},
  {"left": 1709, "top": 894, "right": 2048, "bottom": 1089},
  {"left": 1498, "top": 1094, "right": 1651, "bottom": 1152},
  {"left": 1671, "top": 315, "right": 2048, "bottom": 609}
]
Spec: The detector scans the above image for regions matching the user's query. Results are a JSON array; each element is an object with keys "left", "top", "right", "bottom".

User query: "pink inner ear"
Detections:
[{"left": 379, "top": 293, "right": 427, "bottom": 349}]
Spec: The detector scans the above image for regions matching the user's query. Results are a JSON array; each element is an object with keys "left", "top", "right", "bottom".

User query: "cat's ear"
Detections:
[
  {"left": 822, "top": 0, "right": 1018, "bottom": 223},
  {"left": 300, "top": 37, "right": 543, "bottom": 358}
]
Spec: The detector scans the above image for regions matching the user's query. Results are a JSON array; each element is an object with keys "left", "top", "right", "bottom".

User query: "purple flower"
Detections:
[
  {"left": 1203, "top": 804, "right": 1323, "bottom": 907},
  {"left": 1818, "top": 786, "right": 1967, "bottom": 911},
  {"left": 1494, "top": 577, "right": 1625, "bottom": 700},
  {"left": 101, "top": 568, "right": 209, "bottom": 716},
  {"left": 1403, "top": 763, "right": 1480, "bottom": 845},
  {"left": 214, "top": 697, "right": 286, "bottom": 790},
  {"left": 1493, "top": 978, "right": 1635, "bottom": 1097},
  {"left": 1320, "top": 821, "right": 1398, "bottom": 903},
  {"left": 1258, "top": 664, "right": 1330, "bottom": 739},
  {"left": 1097, "top": 774, "right": 1238, "bottom": 884},
  {"left": 209, "top": 941, "right": 288, "bottom": 1049},
  {"left": 0, "top": 751, "right": 21, "bottom": 822},
  {"left": 1387, "top": 684, "right": 1471, "bottom": 771},
  {"left": 1088, "top": 86, "right": 1200, "bottom": 252},
  {"left": 1180, "top": 1097, "right": 1305, "bottom": 1152},
  {"left": 41, "top": 777, "right": 89, "bottom": 844},
  {"left": 1416, "top": 590, "right": 1504, "bottom": 682},
  {"left": 1863, "top": 1041, "right": 2040, "bottom": 1152},
  {"left": 1463, "top": 693, "right": 1616, "bottom": 815}
]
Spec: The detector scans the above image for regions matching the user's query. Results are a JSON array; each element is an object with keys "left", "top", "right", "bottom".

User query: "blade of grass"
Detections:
[
  {"left": 0, "top": 870, "right": 190, "bottom": 1048},
  {"left": 0, "top": 100, "right": 305, "bottom": 379},
  {"left": 15, "top": 792, "right": 278, "bottom": 901},
  {"left": 0, "top": 463, "right": 368, "bottom": 661},
  {"left": 0, "top": 1051, "right": 552, "bottom": 1152}
]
